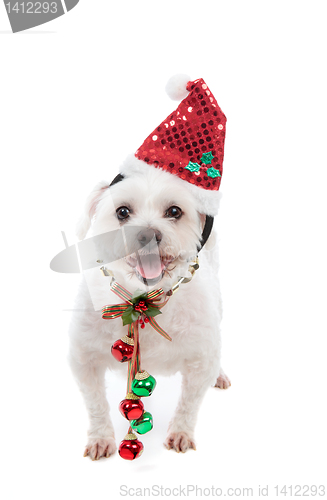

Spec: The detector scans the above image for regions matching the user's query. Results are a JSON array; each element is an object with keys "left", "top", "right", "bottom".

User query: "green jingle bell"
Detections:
[
  {"left": 130, "top": 411, "right": 153, "bottom": 435},
  {"left": 132, "top": 371, "right": 156, "bottom": 397}
]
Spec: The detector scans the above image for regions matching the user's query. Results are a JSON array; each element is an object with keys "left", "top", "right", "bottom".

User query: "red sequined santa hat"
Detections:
[{"left": 120, "top": 74, "right": 227, "bottom": 216}]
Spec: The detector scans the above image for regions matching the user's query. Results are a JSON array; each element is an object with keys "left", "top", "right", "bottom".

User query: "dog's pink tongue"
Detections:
[{"left": 136, "top": 254, "right": 164, "bottom": 279}]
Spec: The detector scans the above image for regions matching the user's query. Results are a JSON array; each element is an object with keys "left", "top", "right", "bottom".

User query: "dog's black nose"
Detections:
[{"left": 137, "top": 228, "right": 162, "bottom": 245}]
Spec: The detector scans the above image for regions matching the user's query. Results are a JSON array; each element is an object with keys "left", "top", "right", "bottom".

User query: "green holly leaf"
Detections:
[
  {"left": 145, "top": 306, "right": 162, "bottom": 318},
  {"left": 206, "top": 167, "right": 221, "bottom": 178},
  {"left": 185, "top": 161, "right": 200, "bottom": 173},
  {"left": 201, "top": 151, "right": 214, "bottom": 165},
  {"left": 122, "top": 305, "right": 140, "bottom": 325},
  {"left": 131, "top": 310, "right": 140, "bottom": 322},
  {"left": 122, "top": 314, "right": 133, "bottom": 326}
]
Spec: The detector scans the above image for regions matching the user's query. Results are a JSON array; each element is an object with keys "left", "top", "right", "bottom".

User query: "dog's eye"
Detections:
[
  {"left": 116, "top": 206, "right": 131, "bottom": 220},
  {"left": 165, "top": 206, "right": 182, "bottom": 219}
]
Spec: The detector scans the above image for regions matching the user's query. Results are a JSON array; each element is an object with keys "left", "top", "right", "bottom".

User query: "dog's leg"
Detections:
[
  {"left": 214, "top": 368, "right": 231, "bottom": 389},
  {"left": 164, "top": 364, "right": 215, "bottom": 453},
  {"left": 69, "top": 354, "right": 116, "bottom": 460}
]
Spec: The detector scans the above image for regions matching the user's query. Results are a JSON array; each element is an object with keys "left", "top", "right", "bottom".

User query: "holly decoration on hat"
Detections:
[
  {"left": 201, "top": 151, "right": 215, "bottom": 165},
  {"left": 185, "top": 161, "right": 201, "bottom": 173},
  {"left": 184, "top": 149, "right": 221, "bottom": 179},
  {"left": 207, "top": 167, "right": 221, "bottom": 178},
  {"left": 202, "top": 150, "right": 221, "bottom": 178}
]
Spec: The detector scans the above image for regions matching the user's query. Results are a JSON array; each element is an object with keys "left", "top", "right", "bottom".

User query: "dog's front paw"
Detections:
[
  {"left": 214, "top": 371, "right": 231, "bottom": 389},
  {"left": 164, "top": 432, "right": 196, "bottom": 453},
  {"left": 84, "top": 437, "right": 117, "bottom": 460}
]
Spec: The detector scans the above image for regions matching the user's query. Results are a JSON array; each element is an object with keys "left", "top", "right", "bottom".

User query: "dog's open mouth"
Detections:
[{"left": 126, "top": 253, "right": 174, "bottom": 286}]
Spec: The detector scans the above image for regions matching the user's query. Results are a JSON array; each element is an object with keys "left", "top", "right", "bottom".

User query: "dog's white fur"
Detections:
[{"left": 69, "top": 159, "right": 230, "bottom": 460}]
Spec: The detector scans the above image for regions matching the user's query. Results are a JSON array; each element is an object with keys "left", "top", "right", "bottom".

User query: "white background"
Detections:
[{"left": 1, "top": 1, "right": 326, "bottom": 498}]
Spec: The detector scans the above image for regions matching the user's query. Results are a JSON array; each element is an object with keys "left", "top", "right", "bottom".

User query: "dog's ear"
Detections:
[{"left": 76, "top": 181, "right": 109, "bottom": 240}]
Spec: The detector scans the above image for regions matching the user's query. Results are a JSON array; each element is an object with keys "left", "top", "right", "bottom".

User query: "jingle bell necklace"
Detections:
[{"left": 100, "top": 258, "right": 199, "bottom": 460}]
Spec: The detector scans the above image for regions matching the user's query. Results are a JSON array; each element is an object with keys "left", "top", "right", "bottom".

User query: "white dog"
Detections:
[{"left": 68, "top": 155, "right": 230, "bottom": 460}]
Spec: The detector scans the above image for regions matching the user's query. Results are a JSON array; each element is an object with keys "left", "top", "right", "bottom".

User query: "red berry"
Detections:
[
  {"left": 134, "top": 305, "right": 141, "bottom": 312},
  {"left": 141, "top": 323, "right": 145, "bottom": 329},
  {"left": 144, "top": 317, "right": 149, "bottom": 323},
  {"left": 139, "top": 301, "right": 145, "bottom": 306}
]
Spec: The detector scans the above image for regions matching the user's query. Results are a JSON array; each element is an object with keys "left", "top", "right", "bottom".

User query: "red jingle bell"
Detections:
[
  {"left": 111, "top": 336, "right": 134, "bottom": 363},
  {"left": 118, "top": 433, "right": 144, "bottom": 460},
  {"left": 119, "top": 394, "right": 144, "bottom": 420}
]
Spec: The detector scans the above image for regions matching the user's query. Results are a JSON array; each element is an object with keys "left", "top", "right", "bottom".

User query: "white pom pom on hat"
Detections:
[{"left": 165, "top": 73, "right": 191, "bottom": 101}]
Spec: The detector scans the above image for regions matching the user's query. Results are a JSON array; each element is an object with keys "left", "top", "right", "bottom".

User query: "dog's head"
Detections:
[{"left": 77, "top": 158, "right": 215, "bottom": 290}]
